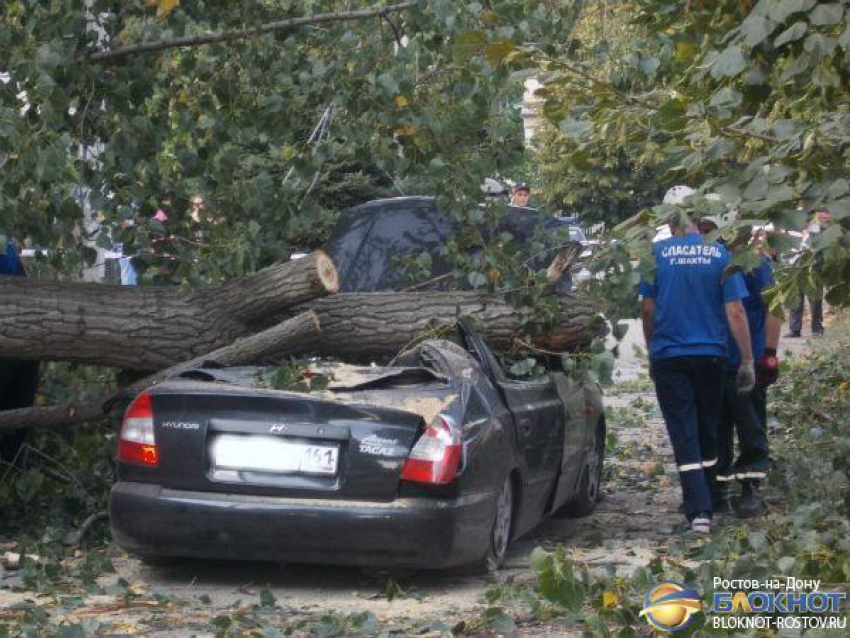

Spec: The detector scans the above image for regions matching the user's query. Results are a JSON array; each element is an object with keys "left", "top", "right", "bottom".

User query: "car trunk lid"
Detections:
[{"left": 127, "top": 365, "right": 457, "bottom": 502}]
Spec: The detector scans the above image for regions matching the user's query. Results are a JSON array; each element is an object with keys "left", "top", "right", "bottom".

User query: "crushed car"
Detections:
[{"left": 109, "top": 197, "right": 605, "bottom": 570}]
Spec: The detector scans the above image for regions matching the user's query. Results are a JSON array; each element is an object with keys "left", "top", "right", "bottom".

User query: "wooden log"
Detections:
[
  {"left": 116, "top": 311, "right": 322, "bottom": 400},
  {"left": 0, "top": 312, "right": 322, "bottom": 430},
  {"left": 0, "top": 403, "right": 105, "bottom": 431},
  {"left": 298, "top": 290, "right": 602, "bottom": 357},
  {"left": 0, "top": 252, "right": 337, "bottom": 370},
  {"left": 213, "top": 251, "right": 337, "bottom": 322}
]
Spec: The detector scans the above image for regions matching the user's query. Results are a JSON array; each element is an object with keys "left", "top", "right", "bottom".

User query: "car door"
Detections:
[
  {"left": 496, "top": 376, "right": 564, "bottom": 495},
  {"left": 456, "top": 320, "right": 564, "bottom": 519},
  {"left": 548, "top": 372, "right": 589, "bottom": 510}
]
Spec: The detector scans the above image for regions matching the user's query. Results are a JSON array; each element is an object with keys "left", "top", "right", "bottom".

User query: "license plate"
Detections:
[{"left": 210, "top": 435, "right": 338, "bottom": 476}]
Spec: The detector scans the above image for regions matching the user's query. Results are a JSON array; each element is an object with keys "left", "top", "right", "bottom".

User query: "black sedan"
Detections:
[{"left": 110, "top": 321, "right": 605, "bottom": 570}]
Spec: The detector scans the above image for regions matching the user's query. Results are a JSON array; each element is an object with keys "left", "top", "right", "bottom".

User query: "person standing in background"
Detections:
[
  {"left": 786, "top": 209, "right": 832, "bottom": 338},
  {"left": 0, "top": 234, "right": 40, "bottom": 466}
]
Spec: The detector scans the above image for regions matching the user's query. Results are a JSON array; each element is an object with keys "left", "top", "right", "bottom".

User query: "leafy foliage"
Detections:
[
  {"left": 1, "top": 1, "right": 580, "bottom": 284},
  {"left": 456, "top": 0, "right": 850, "bottom": 307}
]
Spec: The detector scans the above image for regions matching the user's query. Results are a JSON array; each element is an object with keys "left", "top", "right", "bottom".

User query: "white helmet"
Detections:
[{"left": 662, "top": 185, "right": 696, "bottom": 205}]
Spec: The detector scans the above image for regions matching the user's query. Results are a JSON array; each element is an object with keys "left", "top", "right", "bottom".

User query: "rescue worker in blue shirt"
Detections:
[
  {"left": 0, "top": 234, "right": 40, "bottom": 466},
  {"left": 639, "top": 187, "right": 755, "bottom": 534},
  {"left": 699, "top": 217, "right": 781, "bottom": 518}
]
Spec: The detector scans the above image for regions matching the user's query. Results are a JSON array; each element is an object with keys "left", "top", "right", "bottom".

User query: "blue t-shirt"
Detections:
[
  {"left": 639, "top": 233, "right": 748, "bottom": 361},
  {"left": 726, "top": 256, "right": 774, "bottom": 369},
  {"left": 0, "top": 239, "right": 24, "bottom": 276}
]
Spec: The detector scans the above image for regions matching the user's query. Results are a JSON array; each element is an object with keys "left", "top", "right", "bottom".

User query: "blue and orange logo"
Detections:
[{"left": 640, "top": 581, "right": 702, "bottom": 632}]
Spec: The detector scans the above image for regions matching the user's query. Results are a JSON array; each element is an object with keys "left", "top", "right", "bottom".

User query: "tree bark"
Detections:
[
  {"left": 0, "top": 404, "right": 105, "bottom": 431},
  {"left": 117, "top": 311, "right": 322, "bottom": 400},
  {"left": 1, "top": 312, "right": 322, "bottom": 430},
  {"left": 0, "top": 252, "right": 337, "bottom": 370},
  {"left": 299, "top": 290, "right": 601, "bottom": 357}
]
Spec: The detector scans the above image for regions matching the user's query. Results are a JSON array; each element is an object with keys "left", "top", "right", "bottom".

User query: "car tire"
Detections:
[
  {"left": 137, "top": 554, "right": 177, "bottom": 567},
  {"left": 563, "top": 417, "right": 605, "bottom": 518},
  {"left": 479, "top": 475, "right": 514, "bottom": 572}
]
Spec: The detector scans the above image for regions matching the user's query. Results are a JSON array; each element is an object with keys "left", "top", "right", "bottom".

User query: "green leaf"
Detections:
[
  {"left": 809, "top": 223, "right": 842, "bottom": 250},
  {"left": 452, "top": 30, "right": 487, "bottom": 63},
  {"left": 710, "top": 45, "right": 747, "bottom": 78},
  {"left": 484, "top": 39, "right": 515, "bottom": 67},
  {"left": 826, "top": 198, "right": 849, "bottom": 220},
  {"left": 656, "top": 98, "right": 687, "bottom": 131},
  {"left": 768, "top": 0, "right": 816, "bottom": 23},
  {"left": 770, "top": 119, "right": 797, "bottom": 139},
  {"left": 482, "top": 607, "right": 517, "bottom": 633},
  {"left": 558, "top": 116, "right": 592, "bottom": 139},
  {"left": 809, "top": 3, "right": 844, "bottom": 25},
  {"left": 780, "top": 52, "right": 812, "bottom": 80},
  {"left": 376, "top": 72, "right": 399, "bottom": 95},
  {"left": 826, "top": 179, "right": 849, "bottom": 199},
  {"left": 709, "top": 88, "right": 743, "bottom": 108},
  {"left": 35, "top": 44, "right": 62, "bottom": 71},
  {"left": 773, "top": 22, "right": 808, "bottom": 47},
  {"left": 638, "top": 56, "right": 660, "bottom": 75},
  {"left": 740, "top": 15, "right": 775, "bottom": 47},
  {"left": 777, "top": 556, "right": 796, "bottom": 572}
]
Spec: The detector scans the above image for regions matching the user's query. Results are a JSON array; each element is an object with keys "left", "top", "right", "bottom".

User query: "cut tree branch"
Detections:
[
  {"left": 91, "top": 1, "right": 421, "bottom": 63},
  {"left": 0, "top": 404, "right": 106, "bottom": 432},
  {"left": 111, "top": 310, "right": 322, "bottom": 405}
]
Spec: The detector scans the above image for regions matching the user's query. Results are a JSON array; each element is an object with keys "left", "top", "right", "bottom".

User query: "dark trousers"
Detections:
[
  {"left": 789, "top": 294, "right": 823, "bottom": 334},
  {"left": 651, "top": 356, "right": 726, "bottom": 521},
  {"left": 0, "top": 358, "right": 40, "bottom": 464},
  {"left": 717, "top": 374, "right": 769, "bottom": 482}
]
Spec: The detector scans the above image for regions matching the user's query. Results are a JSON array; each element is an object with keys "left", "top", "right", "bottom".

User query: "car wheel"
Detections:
[
  {"left": 137, "top": 554, "right": 177, "bottom": 567},
  {"left": 482, "top": 476, "right": 514, "bottom": 571},
  {"left": 564, "top": 418, "right": 605, "bottom": 517}
]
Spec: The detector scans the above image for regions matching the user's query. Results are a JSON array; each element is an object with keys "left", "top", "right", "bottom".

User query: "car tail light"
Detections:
[
  {"left": 400, "top": 415, "right": 461, "bottom": 485},
  {"left": 118, "top": 392, "right": 158, "bottom": 467}
]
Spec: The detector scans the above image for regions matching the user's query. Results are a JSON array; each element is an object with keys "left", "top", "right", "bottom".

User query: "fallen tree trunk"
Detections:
[
  {"left": 115, "top": 311, "right": 322, "bottom": 400},
  {"left": 0, "top": 252, "right": 337, "bottom": 370},
  {"left": 0, "top": 312, "right": 323, "bottom": 430},
  {"left": 0, "top": 403, "right": 105, "bottom": 431},
  {"left": 299, "top": 290, "right": 601, "bottom": 357}
]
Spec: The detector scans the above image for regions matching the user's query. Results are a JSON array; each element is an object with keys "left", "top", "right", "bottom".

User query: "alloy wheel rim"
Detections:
[{"left": 492, "top": 479, "right": 513, "bottom": 558}]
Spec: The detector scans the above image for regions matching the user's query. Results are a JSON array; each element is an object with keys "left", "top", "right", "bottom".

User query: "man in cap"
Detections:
[
  {"left": 640, "top": 186, "right": 755, "bottom": 533},
  {"left": 510, "top": 182, "right": 531, "bottom": 208}
]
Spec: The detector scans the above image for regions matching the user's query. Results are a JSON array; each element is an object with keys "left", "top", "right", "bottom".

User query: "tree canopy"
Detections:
[{"left": 1, "top": 1, "right": 583, "bottom": 282}]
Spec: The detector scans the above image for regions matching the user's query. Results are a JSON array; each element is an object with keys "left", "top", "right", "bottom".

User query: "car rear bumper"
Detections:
[{"left": 110, "top": 482, "right": 496, "bottom": 569}]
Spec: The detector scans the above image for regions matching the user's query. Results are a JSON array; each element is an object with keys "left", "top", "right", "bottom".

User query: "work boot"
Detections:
[
  {"left": 783, "top": 330, "right": 801, "bottom": 338},
  {"left": 735, "top": 481, "right": 766, "bottom": 518},
  {"left": 712, "top": 483, "right": 732, "bottom": 513}
]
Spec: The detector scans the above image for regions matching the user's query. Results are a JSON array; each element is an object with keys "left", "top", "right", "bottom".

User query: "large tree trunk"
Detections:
[
  {"left": 300, "top": 290, "right": 601, "bottom": 357},
  {"left": 0, "top": 252, "right": 337, "bottom": 370},
  {"left": 116, "top": 311, "right": 322, "bottom": 400},
  {"left": 0, "top": 312, "right": 323, "bottom": 431}
]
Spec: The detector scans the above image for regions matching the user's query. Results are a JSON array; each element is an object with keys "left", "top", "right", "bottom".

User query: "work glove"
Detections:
[
  {"left": 736, "top": 359, "right": 756, "bottom": 394},
  {"left": 756, "top": 348, "right": 779, "bottom": 387}
]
